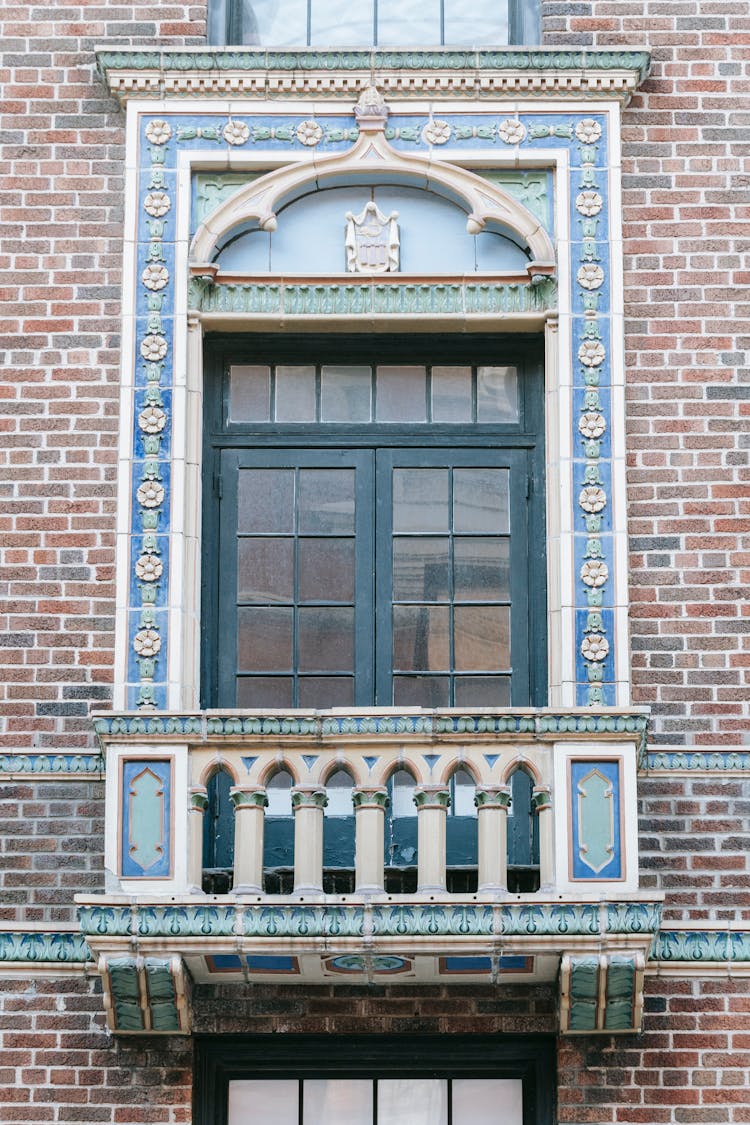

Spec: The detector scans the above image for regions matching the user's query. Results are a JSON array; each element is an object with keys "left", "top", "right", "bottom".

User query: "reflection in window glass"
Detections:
[
  {"left": 230, "top": 365, "right": 270, "bottom": 421},
  {"left": 321, "top": 366, "right": 371, "bottom": 422},
  {"left": 228, "top": 1080, "right": 298, "bottom": 1125},
  {"left": 214, "top": 0, "right": 534, "bottom": 46},
  {"left": 266, "top": 770, "right": 293, "bottom": 816},
  {"left": 304, "top": 1079, "right": 372, "bottom": 1124},
  {"left": 324, "top": 770, "right": 355, "bottom": 817},
  {"left": 452, "top": 1079, "right": 523, "bottom": 1124},
  {"left": 378, "top": 1079, "right": 448, "bottom": 1125},
  {"left": 391, "top": 770, "right": 416, "bottom": 818}
]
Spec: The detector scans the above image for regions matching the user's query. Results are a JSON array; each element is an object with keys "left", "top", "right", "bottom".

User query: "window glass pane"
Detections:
[
  {"left": 376, "top": 0, "right": 441, "bottom": 45},
  {"left": 324, "top": 771, "right": 355, "bottom": 817},
  {"left": 391, "top": 770, "right": 416, "bottom": 818},
  {"left": 454, "top": 675, "right": 511, "bottom": 707},
  {"left": 431, "top": 366, "right": 472, "bottom": 422},
  {"left": 298, "top": 469, "right": 355, "bottom": 535},
  {"left": 444, "top": 0, "right": 509, "bottom": 45},
  {"left": 238, "top": 469, "right": 294, "bottom": 534},
  {"left": 377, "top": 1078, "right": 448, "bottom": 1124},
  {"left": 376, "top": 366, "right": 427, "bottom": 422},
  {"left": 304, "top": 1079, "right": 372, "bottom": 1124},
  {"left": 298, "top": 676, "right": 354, "bottom": 709},
  {"left": 238, "top": 538, "right": 294, "bottom": 603},
  {"left": 275, "top": 365, "right": 316, "bottom": 422},
  {"left": 393, "top": 469, "right": 449, "bottom": 533},
  {"left": 393, "top": 675, "right": 450, "bottom": 707},
  {"left": 237, "top": 676, "right": 293, "bottom": 708},
  {"left": 453, "top": 468, "right": 509, "bottom": 534},
  {"left": 393, "top": 537, "right": 449, "bottom": 601},
  {"left": 454, "top": 606, "right": 510, "bottom": 671},
  {"left": 321, "top": 365, "right": 372, "bottom": 422},
  {"left": 299, "top": 538, "right": 355, "bottom": 602},
  {"left": 238, "top": 607, "right": 293, "bottom": 671},
  {"left": 266, "top": 770, "right": 293, "bottom": 816},
  {"left": 452, "top": 768, "right": 476, "bottom": 816},
  {"left": 229, "top": 365, "right": 270, "bottom": 422},
  {"left": 477, "top": 366, "right": 519, "bottom": 422},
  {"left": 310, "top": 0, "right": 373, "bottom": 44},
  {"left": 452, "top": 1079, "right": 523, "bottom": 1125},
  {"left": 393, "top": 605, "right": 449, "bottom": 671},
  {"left": 228, "top": 1080, "right": 298, "bottom": 1125},
  {"left": 298, "top": 607, "right": 354, "bottom": 672},
  {"left": 453, "top": 537, "right": 510, "bottom": 601}
]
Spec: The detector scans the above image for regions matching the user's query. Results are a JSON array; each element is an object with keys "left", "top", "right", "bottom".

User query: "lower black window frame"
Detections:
[{"left": 194, "top": 1033, "right": 556, "bottom": 1125}]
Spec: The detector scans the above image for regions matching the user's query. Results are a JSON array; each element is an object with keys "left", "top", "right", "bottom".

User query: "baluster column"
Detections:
[
  {"left": 414, "top": 785, "right": 450, "bottom": 893},
  {"left": 533, "top": 786, "right": 554, "bottom": 889},
  {"left": 229, "top": 786, "right": 268, "bottom": 893},
  {"left": 187, "top": 786, "right": 208, "bottom": 894},
  {"left": 291, "top": 787, "right": 327, "bottom": 894},
  {"left": 475, "top": 784, "right": 512, "bottom": 892},
  {"left": 352, "top": 786, "right": 389, "bottom": 893}
]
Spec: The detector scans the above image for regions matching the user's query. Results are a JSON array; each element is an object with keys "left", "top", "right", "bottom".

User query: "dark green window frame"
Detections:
[
  {"left": 201, "top": 334, "right": 546, "bottom": 710},
  {"left": 194, "top": 1033, "right": 556, "bottom": 1125}
]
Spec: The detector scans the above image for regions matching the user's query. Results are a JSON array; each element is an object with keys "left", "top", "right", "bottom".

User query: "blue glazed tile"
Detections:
[
  {"left": 132, "top": 389, "right": 172, "bottom": 459},
  {"left": 576, "top": 680, "right": 616, "bottom": 707},
  {"left": 121, "top": 758, "right": 172, "bottom": 878},
  {"left": 575, "top": 607, "right": 615, "bottom": 684},
  {"left": 569, "top": 758, "right": 622, "bottom": 879},
  {"left": 574, "top": 533, "right": 615, "bottom": 605},
  {"left": 127, "top": 534, "right": 170, "bottom": 611},
  {"left": 127, "top": 682, "right": 168, "bottom": 710}
]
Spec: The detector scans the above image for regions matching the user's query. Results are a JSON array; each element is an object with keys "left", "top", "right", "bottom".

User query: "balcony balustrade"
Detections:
[{"left": 83, "top": 709, "right": 661, "bottom": 1036}]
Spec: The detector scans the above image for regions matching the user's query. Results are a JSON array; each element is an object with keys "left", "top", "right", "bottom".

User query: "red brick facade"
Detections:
[{"left": 1, "top": 0, "right": 749, "bottom": 1121}]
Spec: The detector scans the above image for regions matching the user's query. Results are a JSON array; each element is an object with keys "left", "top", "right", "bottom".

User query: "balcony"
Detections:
[{"left": 82, "top": 708, "right": 661, "bottom": 1035}]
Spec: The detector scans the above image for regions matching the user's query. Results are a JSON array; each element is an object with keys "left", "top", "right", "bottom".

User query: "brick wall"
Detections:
[
  {"left": 0, "top": 1, "right": 207, "bottom": 755},
  {"left": 0, "top": 780, "right": 104, "bottom": 926},
  {"left": 587, "top": 1, "right": 750, "bottom": 745},
  {"left": 2, "top": 977, "right": 749, "bottom": 1123}
]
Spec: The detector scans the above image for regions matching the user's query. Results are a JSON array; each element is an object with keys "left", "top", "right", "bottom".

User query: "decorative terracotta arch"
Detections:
[{"left": 190, "top": 85, "right": 556, "bottom": 280}]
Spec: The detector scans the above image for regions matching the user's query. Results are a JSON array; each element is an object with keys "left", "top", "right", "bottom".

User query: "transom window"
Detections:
[
  {"left": 209, "top": 0, "right": 540, "bottom": 47},
  {"left": 202, "top": 336, "right": 546, "bottom": 711},
  {"left": 195, "top": 1034, "right": 554, "bottom": 1125}
]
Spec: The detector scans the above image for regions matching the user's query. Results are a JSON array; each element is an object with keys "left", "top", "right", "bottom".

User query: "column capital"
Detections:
[
  {"left": 475, "top": 784, "right": 512, "bottom": 810},
  {"left": 352, "top": 786, "right": 389, "bottom": 811},
  {"left": 291, "top": 786, "right": 328, "bottom": 811},
  {"left": 229, "top": 786, "right": 268, "bottom": 810},
  {"left": 532, "top": 786, "right": 552, "bottom": 812},
  {"left": 188, "top": 786, "right": 208, "bottom": 812},
  {"left": 413, "top": 785, "right": 450, "bottom": 810}
]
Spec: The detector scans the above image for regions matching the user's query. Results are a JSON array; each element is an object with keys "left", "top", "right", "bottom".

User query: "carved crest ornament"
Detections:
[{"left": 345, "top": 201, "right": 400, "bottom": 273}]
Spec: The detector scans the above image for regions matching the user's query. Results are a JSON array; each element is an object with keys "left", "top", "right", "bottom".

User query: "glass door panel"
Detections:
[
  {"left": 377, "top": 1079, "right": 448, "bottom": 1124},
  {"left": 219, "top": 449, "right": 373, "bottom": 708},
  {"left": 377, "top": 449, "right": 528, "bottom": 707}
]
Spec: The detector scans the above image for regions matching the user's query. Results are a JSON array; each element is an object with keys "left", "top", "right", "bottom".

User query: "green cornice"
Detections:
[
  {"left": 92, "top": 708, "right": 649, "bottom": 745},
  {"left": 189, "top": 277, "right": 557, "bottom": 319},
  {"left": 96, "top": 46, "right": 651, "bottom": 103}
]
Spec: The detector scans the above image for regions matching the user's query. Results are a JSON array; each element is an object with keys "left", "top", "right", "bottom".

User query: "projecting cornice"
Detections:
[{"left": 96, "top": 47, "right": 651, "bottom": 103}]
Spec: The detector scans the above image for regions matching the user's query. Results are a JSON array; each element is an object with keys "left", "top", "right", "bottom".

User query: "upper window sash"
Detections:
[{"left": 208, "top": 0, "right": 541, "bottom": 48}]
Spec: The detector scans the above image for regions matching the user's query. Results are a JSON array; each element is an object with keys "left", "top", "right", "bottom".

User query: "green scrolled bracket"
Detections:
[
  {"left": 291, "top": 786, "right": 328, "bottom": 810},
  {"left": 474, "top": 785, "right": 512, "bottom": 809},
  {"left": 229, "top": 786, "right": 269, "bottom": 809},
  {"left": 352, "top": 786, "right": 389, "bottom": 810},
  {"left": 413, "top": 786, "right": 451, "bottom": 810},
  {"left": 100, "top": 953, "right": 191, "bottom": 1035},
  {"left": 560, "top": 952, "right": 645, "bottom": 1035}
]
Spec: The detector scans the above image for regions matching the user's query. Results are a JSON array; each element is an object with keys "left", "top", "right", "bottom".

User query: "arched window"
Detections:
[
  {"left": 263, "top": 769, "right": 295, "bottom": 893},
  {"left": 209, "top": 0, "right": 540, "bottom": 48},
  {"left": 384, "top": 768, "right": 418, "bottom": 892},
  {"left": 323, "top": 768, "right": 356, "bottom": 893},
  {"left": 507, "top": 768, "right": 540, "bottom": 892},
  {"left": 446, "top": 767, "right": 478, "bottom": 893},
  {"left": 202, "top": 767, "right": 235, "bottom": 893}
]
